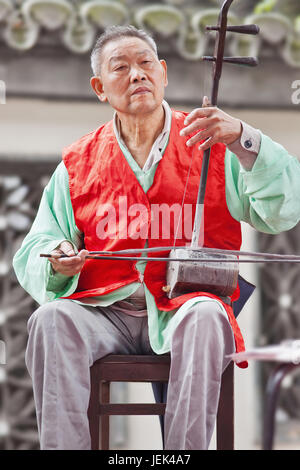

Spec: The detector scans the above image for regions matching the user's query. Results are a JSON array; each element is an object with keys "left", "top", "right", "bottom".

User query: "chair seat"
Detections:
[
  {"left": 95, "top": 354, "right": 171, "bottom": 364},
  {"left": 92, "top": 354, "right": 170, "bottom": 383}
]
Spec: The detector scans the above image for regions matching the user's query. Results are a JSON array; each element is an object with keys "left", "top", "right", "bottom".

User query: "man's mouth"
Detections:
[{"left": 132, "top": 87, "right": 151, "bottom": 95}]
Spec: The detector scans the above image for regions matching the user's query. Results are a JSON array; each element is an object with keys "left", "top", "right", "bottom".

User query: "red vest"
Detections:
[{"left": 61, "top": 109, "right": 247, "bottom": 367}]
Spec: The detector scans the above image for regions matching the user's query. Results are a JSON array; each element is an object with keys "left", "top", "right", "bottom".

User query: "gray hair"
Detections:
[{"left": 90, "top": 25, "right": 158, "bottom": 76}]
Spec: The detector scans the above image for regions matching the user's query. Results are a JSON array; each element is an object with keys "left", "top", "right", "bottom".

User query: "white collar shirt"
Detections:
[{"left": 113, "top": 100, "right": 172, "bottom": 172}]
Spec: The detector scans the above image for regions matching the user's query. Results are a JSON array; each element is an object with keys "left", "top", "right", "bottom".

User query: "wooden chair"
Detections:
[{"left": 88, "top": 354, "right": 234, "bottom": 450}]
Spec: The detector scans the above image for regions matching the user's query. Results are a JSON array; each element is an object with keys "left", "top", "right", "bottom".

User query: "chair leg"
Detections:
[
  {"left": 88, "top": 366, "right": 100, "bottom": 450},
  {"left": 100, "top": 381, "right": 110, "bottom": 450},
  {"left": 217, "top": 361, "right": 234, "bottom": 450},
  {"left": 151, "top": 382, "right": 168, "bottom": 449}
]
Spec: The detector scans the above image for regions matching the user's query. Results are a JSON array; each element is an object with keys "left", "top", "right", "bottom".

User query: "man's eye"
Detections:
[{"left": 115, "top": 65, "right": 126, "bottom": 71}]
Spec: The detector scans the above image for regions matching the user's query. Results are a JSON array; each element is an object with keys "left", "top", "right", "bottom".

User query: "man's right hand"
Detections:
[{"left": 49, "top": 241, "right": 89, "bottom": 277}]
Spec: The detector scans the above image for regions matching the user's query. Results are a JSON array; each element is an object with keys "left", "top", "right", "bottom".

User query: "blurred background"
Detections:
[{"left": 0, "top": 0, "right": 300, "bottom": 450}]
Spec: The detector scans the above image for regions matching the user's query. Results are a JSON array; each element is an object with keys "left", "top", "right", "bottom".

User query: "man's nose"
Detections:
[{"left": 130, "top": 66, "right": 146, "bottom": 82}]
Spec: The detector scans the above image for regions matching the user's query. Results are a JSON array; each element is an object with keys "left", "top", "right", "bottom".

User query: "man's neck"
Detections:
[{"left": 116, "top": 105, "right": 165, "bottom": 152}]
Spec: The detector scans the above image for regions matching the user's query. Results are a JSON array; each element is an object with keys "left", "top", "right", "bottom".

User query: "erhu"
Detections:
[{"left": 166, "top": 0, "right": 260, "bottom": 299}]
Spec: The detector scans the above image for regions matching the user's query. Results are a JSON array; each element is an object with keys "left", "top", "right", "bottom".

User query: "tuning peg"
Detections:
[
  {"left": 224, "top": 56, "right": 259, "bottom": 66},
  {"left": 206, "top": 24, "right": 260, "bottom": 35},
  {"left": 202, "top": 56, "right": 259, "bottom": 67}
]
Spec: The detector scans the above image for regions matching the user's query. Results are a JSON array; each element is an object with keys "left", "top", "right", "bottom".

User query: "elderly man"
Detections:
[{"left": 13, "top": 25, "right": 300, "bottom": 450}]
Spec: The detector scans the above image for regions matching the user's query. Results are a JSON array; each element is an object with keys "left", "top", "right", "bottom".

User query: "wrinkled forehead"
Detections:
[{"left": 101, "top": 36, "right": 157, "bottom": 67}]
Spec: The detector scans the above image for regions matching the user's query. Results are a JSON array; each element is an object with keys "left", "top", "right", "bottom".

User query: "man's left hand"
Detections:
[{"left": 180, "top": 96, "right": 242, "bottom": 152}]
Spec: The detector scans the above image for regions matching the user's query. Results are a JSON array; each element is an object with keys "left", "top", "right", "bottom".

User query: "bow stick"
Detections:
[{"left": 40, "top": 247, "right": 300, "bottom": 263}]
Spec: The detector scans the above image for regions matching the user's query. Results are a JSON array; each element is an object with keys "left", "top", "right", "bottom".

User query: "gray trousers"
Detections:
[{"left": 25, "top": 298, "right": 235, "bottom": 450}]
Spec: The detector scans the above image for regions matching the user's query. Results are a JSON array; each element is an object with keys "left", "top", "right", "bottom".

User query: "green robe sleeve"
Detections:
[
  {"left": 225, "top": 132, "right": 300, "bottom": 234},
  {"left": 12, "top": 161, "right": 83, "bottom": 305}
]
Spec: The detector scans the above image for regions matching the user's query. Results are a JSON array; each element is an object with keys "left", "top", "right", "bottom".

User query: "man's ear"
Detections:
[
  {"left": 90, "top": 76, "right": 107, "bottom": 102},
  {"left": 160, "top": 59, "right": 168, "bottom": 87}
]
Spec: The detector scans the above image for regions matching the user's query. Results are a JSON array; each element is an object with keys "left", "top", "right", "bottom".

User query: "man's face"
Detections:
[{"left": 90, "top": 37, "right": 168, "bottom": 116}]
